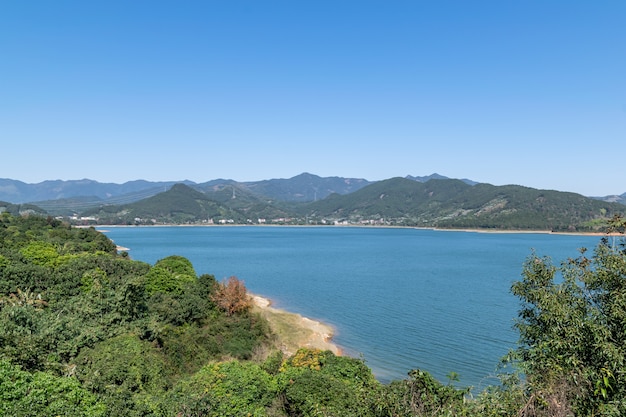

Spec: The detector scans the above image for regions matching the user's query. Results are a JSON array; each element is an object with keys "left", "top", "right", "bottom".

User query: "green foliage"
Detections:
[
  {"left": 0, "top": 214, "right": 115, "bottom": 254},
  {"left": 158, "top": 312, "right": 273, "bottom": 377},
  {"left": 146, "top": 271, "right": 216, "bottom": 327},
  {"left": 377, "top": 369, "right": 468, "bottom": 417},
  {"left": 0, "top": 214, "right": 281, "bottom": 416},
  {"left": 0, "top": 302, "right": 52, "bottom": 370},
  {"left": 511, "top": 216, "right": 626, "bottom": 415},
  {"left": 20, "top": 241, "right": 63, "bottom": 267},
  {"left": 80, "top": 267, "right": 109, "bottom": 292},
  {"left": 463, "top": 373, "right": 526, "bottom": 417},
  {"left": 165, "top": 360, "right": 278, "bottom": 417},
  {"left": 0, "top": 359, "right": 106, "bottom": 417},
  {"left": 75, "top": 334, "right": 169, "bottom": 394},
  {"left": 74, "top": 335, "right": 170, "bottom": 416},
  {"left": 261, "top": 350, "right": 284, "bottom": 376},
  {"left": 282, "top": 368, "right": 374, "bottom": 416},
  {"left": 144, "top": 255, "right": 197, "bottom": 295},
  {"left": 277, "top": 349, "right": 380, "bottom": 417}
]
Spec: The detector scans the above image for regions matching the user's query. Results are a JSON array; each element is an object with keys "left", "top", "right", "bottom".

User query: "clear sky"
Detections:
[{"left": 1, "top": 1, "right": 624, "bottom": 196}]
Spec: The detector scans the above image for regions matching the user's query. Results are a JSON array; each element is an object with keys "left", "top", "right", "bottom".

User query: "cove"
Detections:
[{"left": 98, "top": 226, "right": 600, "bottom": 388}]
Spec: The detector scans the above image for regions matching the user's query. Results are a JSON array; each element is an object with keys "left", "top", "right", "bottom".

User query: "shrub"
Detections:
[{"left": 0, "top": 359, "right": 106, "bottom": 416}]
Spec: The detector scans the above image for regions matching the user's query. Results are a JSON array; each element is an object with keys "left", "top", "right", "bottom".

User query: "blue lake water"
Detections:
[{"left": 98, "top": 226, "right": 600, "bottom": 388}]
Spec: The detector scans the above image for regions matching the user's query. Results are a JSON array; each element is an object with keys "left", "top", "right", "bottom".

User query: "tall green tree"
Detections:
[{"left": 511, "top": 215, "right": 626, "bottom": 416}]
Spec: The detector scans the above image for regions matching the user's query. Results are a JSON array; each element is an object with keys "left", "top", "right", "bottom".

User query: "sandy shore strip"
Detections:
[
  {"left": 250, "top": 294, "right": 342, "bottom": 356},
  {"left": 426, "top": 227, "right": 621, "bottom": 237}
]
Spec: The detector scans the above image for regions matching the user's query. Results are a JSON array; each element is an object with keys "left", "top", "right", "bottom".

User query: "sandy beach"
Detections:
[{"left": 250, "top": 294, "right": 341, "bottom": 356}]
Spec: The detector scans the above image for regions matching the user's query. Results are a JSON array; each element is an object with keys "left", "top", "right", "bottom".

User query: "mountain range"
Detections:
[
  {"left": 1, "top": 173, "right": 624, "bottom": 232},
  {"left": 0, "top": 173, "right": 456, "bottom": 212},
  {"left": 1, "top": 173, "right": 623, "bottom": 206}
]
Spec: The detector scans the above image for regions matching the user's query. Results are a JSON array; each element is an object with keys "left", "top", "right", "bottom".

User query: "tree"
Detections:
[
  {"left": 144, "top": 255, "right": 196, "bottom": 295},
  {"left": 511, "top": 215, "right": 626, "bottom": 416},
  {"left": 210, "top": 276, "right": 251, "bottom": 316}
]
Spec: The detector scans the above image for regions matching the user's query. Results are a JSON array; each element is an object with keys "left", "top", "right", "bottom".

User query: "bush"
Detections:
[
  {"left": 0, "top": 359, "right": 106, "bottom": 417},
  {"left": 144, "top": 255, "right": 197, "bottom": 295},
  {"left": 165, "top": 360, "right": 277, "bottom": 417},
  {"left": 277, "top": 349, "right": 380, "bottom": 417}
]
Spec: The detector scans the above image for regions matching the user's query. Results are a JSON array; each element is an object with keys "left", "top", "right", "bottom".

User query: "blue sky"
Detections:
[{"left": 1, "top": 1, "right": 624, "bottom": 196}]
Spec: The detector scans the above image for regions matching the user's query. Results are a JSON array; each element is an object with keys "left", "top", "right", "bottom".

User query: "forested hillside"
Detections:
[
  {"left": 1, "top": 213, "right": 625, "bottom": 416},
  {"left": 80, "top": 183, "right": 295, "bottom": 225},
  {"left": 0, "top": 214, "right": 274, "bottom": 415},
  {"left": 0, "top": 201, "right": 47, "bottom": 217},
  {"left": 303, "top": 177, "right": 624, "bottom": 231}
]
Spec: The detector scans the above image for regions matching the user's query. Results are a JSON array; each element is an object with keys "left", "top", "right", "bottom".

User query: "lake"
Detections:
[{"left": 98, "top": 226, "right": 600, "bottom": 388}]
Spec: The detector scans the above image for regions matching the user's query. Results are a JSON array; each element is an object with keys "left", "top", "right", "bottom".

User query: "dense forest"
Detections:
[{"left": 1, "top": 213, "right": 625, "bottom": 416}]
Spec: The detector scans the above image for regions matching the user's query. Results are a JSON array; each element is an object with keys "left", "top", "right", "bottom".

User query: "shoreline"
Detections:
[
  {"left": 250, "top": 294, "right": 342, "bottom": 356},
  {"left": 429, "top": 227, "right": 618, "bottom": 237},
  {"left": 95, "top": 223, "right": 617, "bottom": 237}
]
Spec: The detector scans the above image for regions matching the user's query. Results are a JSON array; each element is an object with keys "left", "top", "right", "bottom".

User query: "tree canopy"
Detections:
[{"left": 511, "top": 215, "right": 626, "bottom": 416}]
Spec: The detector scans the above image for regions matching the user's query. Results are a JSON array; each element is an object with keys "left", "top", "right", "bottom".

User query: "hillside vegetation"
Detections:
[
  {"left": 0, "top": 201, "right": 47, "bottom": 217},
  {"left": 81, "top": 183, "right": 295, "bottom": 225},
  {"left": 304, "top": 177, "right": 623, "bottom": 231},
  {"left": 76, "top": 178, "right": 624, "bottom": 232},
  {"left": 1, "top": 213, "right": 625, "bottom": 416}
]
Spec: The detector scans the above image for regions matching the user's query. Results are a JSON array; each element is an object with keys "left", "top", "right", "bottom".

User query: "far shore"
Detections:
[
  {"left": 94, "top": 223, "right": 618, "bottom": 237},
  {"left": 249, "top": 294, "right": 342, "bottom": 357},
  {"left": 429, "top": 227, "right": 618, "bottom": 237}
]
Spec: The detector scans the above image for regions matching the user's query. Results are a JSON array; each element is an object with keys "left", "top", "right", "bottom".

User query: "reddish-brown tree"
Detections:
[{"left": 211, "top": 276, "right": 251, "bottom": 316}]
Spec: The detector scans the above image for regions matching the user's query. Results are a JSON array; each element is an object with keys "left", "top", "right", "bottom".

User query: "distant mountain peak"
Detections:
[
  {"left": 405, "top": 173, "right": 477, "bottom": 186},
  {"left": 293, "top": 172, "right": 320, "bottom": 179}
]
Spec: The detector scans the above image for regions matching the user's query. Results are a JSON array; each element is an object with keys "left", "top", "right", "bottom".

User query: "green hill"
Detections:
[
  {"left": 81, "top": 184, "right": 243, "bottom": 224},
  {"left": 81, "top": 183, "right": 293, "bottom": 225},
  {"left": 302, "top": 178, "right": 624, "bottom": 231},
  {"left": 302, "top": 177, "right": 470, "bottom": 221},
  {"left": 0, "top": 200, "right": 47, "bottom": 216}
]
